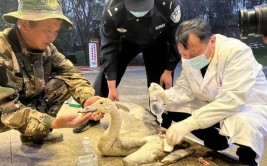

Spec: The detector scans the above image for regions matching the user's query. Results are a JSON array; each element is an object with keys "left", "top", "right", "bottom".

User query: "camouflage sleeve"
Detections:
[
  {"left": 0, "top": 31, "right": 54, "bottom": 135},
  {"left": 49, "top": 44, "right": 95, "bottom": 105},
  {"left": 0, "top": 57, "right": 53, "bottom": 135}
]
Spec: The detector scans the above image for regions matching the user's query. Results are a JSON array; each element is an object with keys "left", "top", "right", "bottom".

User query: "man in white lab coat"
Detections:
[{"left": 149, "top": 18, "right": 267, "bottom": 165}]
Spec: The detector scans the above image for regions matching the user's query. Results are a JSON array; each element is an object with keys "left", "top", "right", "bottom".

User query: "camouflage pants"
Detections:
[
  {"left": 24, "top": 78, "right": 71, "bottom": 117},
  {"left": 0, "top": 79, "right": 70, "bottom": 133}
]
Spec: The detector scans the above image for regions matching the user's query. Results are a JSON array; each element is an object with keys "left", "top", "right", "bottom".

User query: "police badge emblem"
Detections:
[
  {"left": 117, "top": 28, "right": 127, "bottom": 33},
  {"left": 170, "top": 5, "right": 181, "bottom": 23}
]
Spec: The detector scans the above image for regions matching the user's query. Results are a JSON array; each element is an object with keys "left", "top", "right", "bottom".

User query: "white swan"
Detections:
[{"left": 84, "top": 98, "right": 194, "bottom": 165}]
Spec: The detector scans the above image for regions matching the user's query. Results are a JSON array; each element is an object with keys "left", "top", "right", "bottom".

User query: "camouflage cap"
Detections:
[{"left": 2, "top": 0, "right": 72, "bottom": 30}]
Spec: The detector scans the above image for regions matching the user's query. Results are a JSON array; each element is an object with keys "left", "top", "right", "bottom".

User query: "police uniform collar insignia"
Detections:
[
  {"left": 117, "top": 28, "right": 127, "bottom": 33},
  {"left": 170, "top": 5, "right": 181, "bottom": 23}
]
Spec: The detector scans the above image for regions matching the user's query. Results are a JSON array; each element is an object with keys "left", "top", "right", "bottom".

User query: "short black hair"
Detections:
[{"left": 175, "top": 18, "right": 212, "bottom": 49}]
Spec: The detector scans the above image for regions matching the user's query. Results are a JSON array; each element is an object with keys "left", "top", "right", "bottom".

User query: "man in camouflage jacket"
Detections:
[{"left": 0, "top": 0, "right": 102, "bottom": 144}]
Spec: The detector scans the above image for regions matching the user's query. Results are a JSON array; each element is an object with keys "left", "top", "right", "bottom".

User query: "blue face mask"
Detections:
[
  {"left": 184, "top": 42, "right": 212, "bottom": 69},
  {"left": 129, "top": 11, "right": 149, "bottom": 17}
]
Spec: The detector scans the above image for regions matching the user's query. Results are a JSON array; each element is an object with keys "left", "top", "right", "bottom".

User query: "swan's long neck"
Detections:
[
  {"left": 105, "top": 108, "right": 122, "bottom": 137},
  {"left": 100, "top": 107, "right": 122, "bottom": 145}
]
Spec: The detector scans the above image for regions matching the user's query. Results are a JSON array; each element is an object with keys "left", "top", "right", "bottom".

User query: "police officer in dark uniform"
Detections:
[{"left": 73, "top": 0, "right": 183, "bottom": 133}]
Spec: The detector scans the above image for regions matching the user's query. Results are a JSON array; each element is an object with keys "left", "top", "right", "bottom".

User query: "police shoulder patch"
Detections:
[
  {"left": 170, "top": 5, "right": 181, "bottom": 23},
  {"left": 107, "top": 2, "right": 124, "bottom": 17}
]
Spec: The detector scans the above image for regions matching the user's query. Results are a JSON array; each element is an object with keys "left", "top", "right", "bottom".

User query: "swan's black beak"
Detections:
[{"left": 77, "top": 107, "right": 97, "bottom": 113}]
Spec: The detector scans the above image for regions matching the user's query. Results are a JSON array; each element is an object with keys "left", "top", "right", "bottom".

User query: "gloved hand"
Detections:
[
  {"left": 148, "top": 83, "right": 166, "bottom": 124},
  {"left": 166, "top": 116, "right": 199, "bottom": 145},
  {"left": 148, "top": 83, "right": 165, "bottom": 101}
]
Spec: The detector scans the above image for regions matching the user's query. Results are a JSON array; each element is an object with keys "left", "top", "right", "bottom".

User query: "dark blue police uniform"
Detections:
[{"left": 93, "top": 0, "right": 183, "bottom": 97}]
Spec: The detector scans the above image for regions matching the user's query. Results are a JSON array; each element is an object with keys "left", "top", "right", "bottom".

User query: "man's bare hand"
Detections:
[
  {"left": 160, "top": 70, "right": 173, "bottom": 89},
  {"left": 50, "top": 113, "right": 93, "bottom": 129},
  {"left": 83, "top": 96, "right": 102, "bottom": 107},
  {"left": 82, "top": 96, "right": 105, "bottom": 121}
]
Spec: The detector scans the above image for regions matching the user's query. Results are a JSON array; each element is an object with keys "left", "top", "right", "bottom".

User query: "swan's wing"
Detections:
[
  {"left": 123, "top": 136, "right": 164, "bottom": 165},
  {"left": 160, "top": 149, "right": 195, "bottom": 164},
  {"left": 116, "top": 101, "right": 159, "bottom": 127}
]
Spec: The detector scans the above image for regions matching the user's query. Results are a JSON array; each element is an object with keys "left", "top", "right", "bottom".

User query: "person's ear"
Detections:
[
  {"left": 210, "top": 35, "right": 216, "bottom": 48},
  {"left": 17, "top": 20, "right": 28, "bottom": 32},
  {"left": 263, "top": 36, "right": 267, "bottom": 44}
]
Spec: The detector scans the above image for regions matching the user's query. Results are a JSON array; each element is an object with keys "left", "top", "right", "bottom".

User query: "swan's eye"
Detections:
[{"left": 100, "top": 102, "right": 103, "bottom": 104}]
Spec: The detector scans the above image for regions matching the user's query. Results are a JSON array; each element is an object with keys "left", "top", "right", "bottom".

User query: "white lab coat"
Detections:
[{"left": 163, "top": 34, "right": 267, "bottom": 164}]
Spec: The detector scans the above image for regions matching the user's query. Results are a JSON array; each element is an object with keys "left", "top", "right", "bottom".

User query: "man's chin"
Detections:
[{"left": 41, "top": 43, "right": 50, "bottom": 49}]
